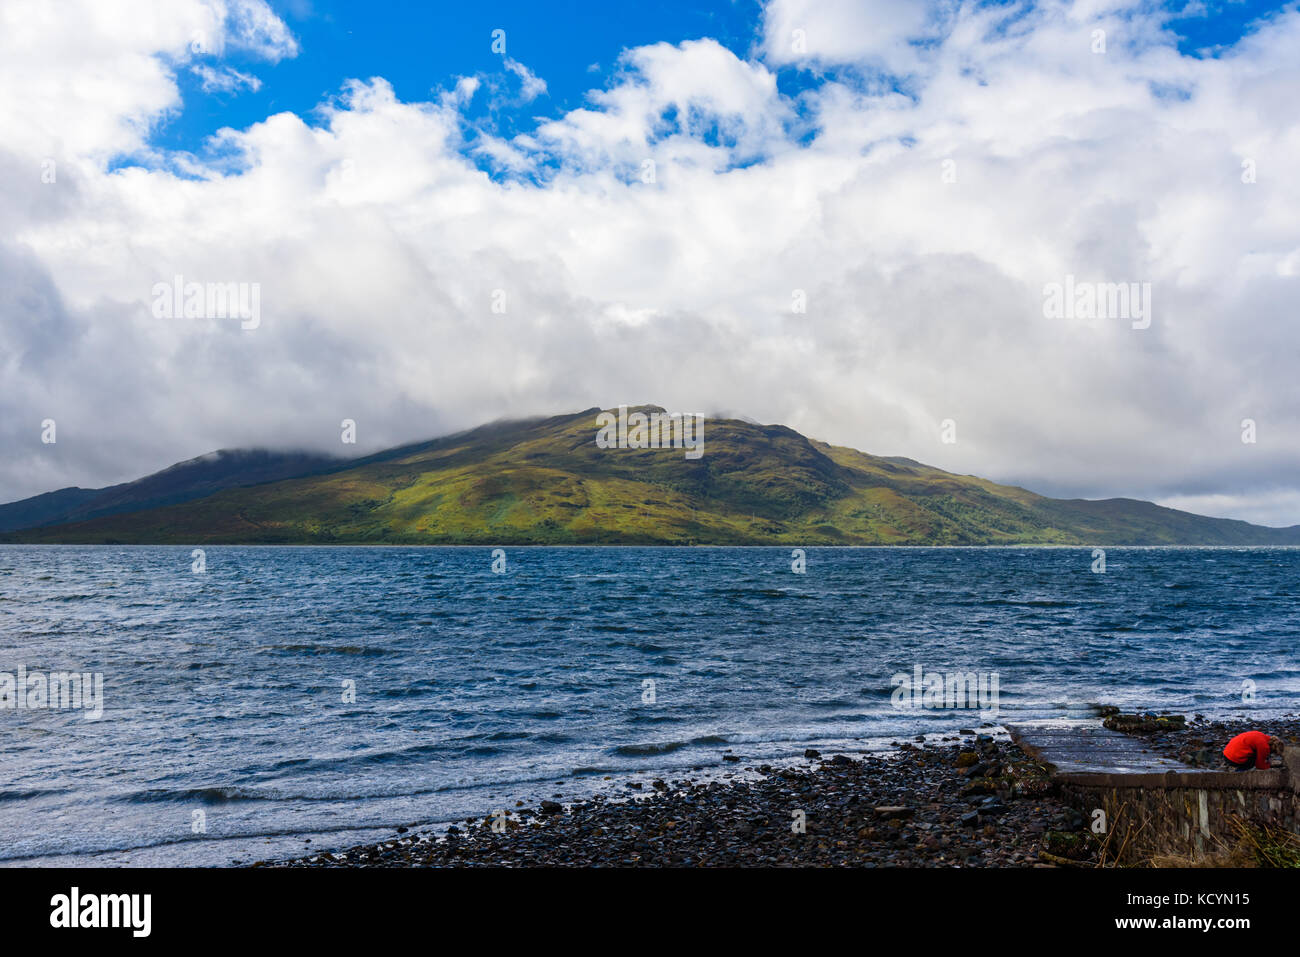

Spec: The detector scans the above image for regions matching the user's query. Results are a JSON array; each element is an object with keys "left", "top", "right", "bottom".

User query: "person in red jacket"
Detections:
[{"left": 1223, "top": 730, "right": 1284, "bottom": 770}]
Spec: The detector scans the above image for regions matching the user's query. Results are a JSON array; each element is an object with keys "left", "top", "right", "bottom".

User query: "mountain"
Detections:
[
  {"left": 2, "top": 406, "right": 1297, "bottom": 546},
  {"left": 0, "top": 449, "right": 343, "bottom": 533}
]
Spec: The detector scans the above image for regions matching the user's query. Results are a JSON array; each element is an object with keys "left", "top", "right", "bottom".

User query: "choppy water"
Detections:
[{"left": 1, "top": 545, "right": 1297, "bottom": 866}]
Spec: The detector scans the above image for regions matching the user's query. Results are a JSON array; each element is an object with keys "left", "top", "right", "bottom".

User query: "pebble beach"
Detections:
[{"left": 260, "top": 731, "right": 1104, "bottom": 868}]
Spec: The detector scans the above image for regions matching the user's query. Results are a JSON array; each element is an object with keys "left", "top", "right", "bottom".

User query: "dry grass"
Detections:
[{"left": 1144, "top": 817, "right": 1300, "bottom": 868}]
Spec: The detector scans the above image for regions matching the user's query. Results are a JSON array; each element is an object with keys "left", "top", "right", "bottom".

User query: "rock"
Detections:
[
  {"left": 955, "top": 751, "right": 979, "bottom": 768},
  {"left": 804, "top": 749, "right": 821, "bottom": 759},
  {"left": 258, "top": 733, "right": 1084, "bottom": 870},
  {"left": 1042, "top": 830, "right": 1095, "bottom": 861},
  {"left": 1190, "top": 747, "right": 1218, "bottom": 767},
  {"left": 1103, "top": 712, "right": 1186, "bottom": 734},
  {"left": 874, "top": 806, "right": 914, "bottom": 820}
]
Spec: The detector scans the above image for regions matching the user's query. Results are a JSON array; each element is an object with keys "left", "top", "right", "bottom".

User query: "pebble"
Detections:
[{"left": 258, "top": 736, "right": 1090, "bottom": 869}]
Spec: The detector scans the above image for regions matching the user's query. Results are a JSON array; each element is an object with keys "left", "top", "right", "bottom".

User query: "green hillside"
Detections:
[{"left": 5, "top": 406, "right": 1298, "bottom": 546}]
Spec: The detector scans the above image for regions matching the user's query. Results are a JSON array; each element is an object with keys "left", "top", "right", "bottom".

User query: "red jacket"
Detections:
[{"left": 1224, "top": 730, "right": 1271, "bottom": 769}]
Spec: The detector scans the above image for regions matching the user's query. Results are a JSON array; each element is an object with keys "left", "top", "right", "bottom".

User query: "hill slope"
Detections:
[
  {"left": 0, "top": 449, "right": 344, "bottom": 532},
  {"left": 3, "top": 406, "right": 1297, "bottom": 546}
]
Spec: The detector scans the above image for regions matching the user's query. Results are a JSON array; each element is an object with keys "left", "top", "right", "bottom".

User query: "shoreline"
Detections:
[
  {"left": 13, "top": 716, "right": 1296, "bottom": 868},
  {"left": 7, "top": 543, "right": 1300, "bottom": 549},
  {"left": 258, "top": 715, "right": 1300, "bottom": 869},
  {"left": 259, "top": 731, "right": 1097, "bottom": 868}
]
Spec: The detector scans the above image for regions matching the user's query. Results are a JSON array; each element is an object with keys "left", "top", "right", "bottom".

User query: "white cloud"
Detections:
[
  {"left": 219, "top": 0, "right": 299, "bottom": 60},
  {"left": 0, "top": 0, "right": 294, "bottom": 161},
  {"left": 759, "top": 0, "right": 946, "bottom": 73},
  {"left": 1, "top": 1, "right": 1298, "bottom": 529},
  {"left": 504, "top": 58, "right": 548, "bottom": 103},
  {"left": 192, "top": 63, "right": 262, "bottom": 93},
  {"left": 523, "top": 39, "right": 793, "bottom": 174}
]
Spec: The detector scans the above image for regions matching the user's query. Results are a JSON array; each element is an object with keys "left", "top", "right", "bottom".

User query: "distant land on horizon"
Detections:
[{"left": 2, "top": 406, "right": 1297, "bottom": 546}]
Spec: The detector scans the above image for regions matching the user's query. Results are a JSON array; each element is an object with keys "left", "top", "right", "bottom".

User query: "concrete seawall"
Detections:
[
  {"left": 1057, "top": 768, "right": 1294, "bottom": 863},
  {"left": 1009, "top": 722, "right": 1298, "bottom": 864}
]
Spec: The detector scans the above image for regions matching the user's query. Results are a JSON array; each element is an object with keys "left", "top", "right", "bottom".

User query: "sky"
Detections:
[{"left": 2, "top": 0, "right": 1299, "bottom": 526}]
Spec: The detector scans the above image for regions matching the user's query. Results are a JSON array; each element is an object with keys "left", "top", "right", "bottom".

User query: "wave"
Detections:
[
  {"left": 258, "top": 644, "right": 393, "bottom": 656},
  {"left": 120, "top": 785, "right": 271, "bottom": 805},
  {"left": 611, "top": 733, "right": 732, "bottom": 757},
  {"left": 707, "top": 588, "right": 794, "bottom": 600},
  {"left": 977, "top": 598, "right": 1078, "bottom": 608},
  {"left": 0, "top": 787, "right": 73, "bottom": 803},
  {"left": 606, "top": 640, "right": 668, "bottom": 652},
  {"left": 611, "top": 741, "right": 691, "bottom": 756}
]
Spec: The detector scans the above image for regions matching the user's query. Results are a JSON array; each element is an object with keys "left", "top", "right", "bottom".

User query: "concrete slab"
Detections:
[
  {"left": 1008, "top": 720, "right": 1299, "bottom": 863},
  {"left": 1007, "top": 719, "right": 1207, "bottom": 775}
]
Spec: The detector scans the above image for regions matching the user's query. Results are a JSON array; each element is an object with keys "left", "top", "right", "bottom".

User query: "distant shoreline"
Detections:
[{"left": 5, "top": 542, "right": 1300, "bottom": 549}]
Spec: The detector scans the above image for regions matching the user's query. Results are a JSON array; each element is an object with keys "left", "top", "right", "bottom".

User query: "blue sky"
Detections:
[
  {"left": 159, "top": 0, "right": 763, "bottom": 158},
  {"left": 153, "top": 0, "right": 1297, "bottom": 168}
]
